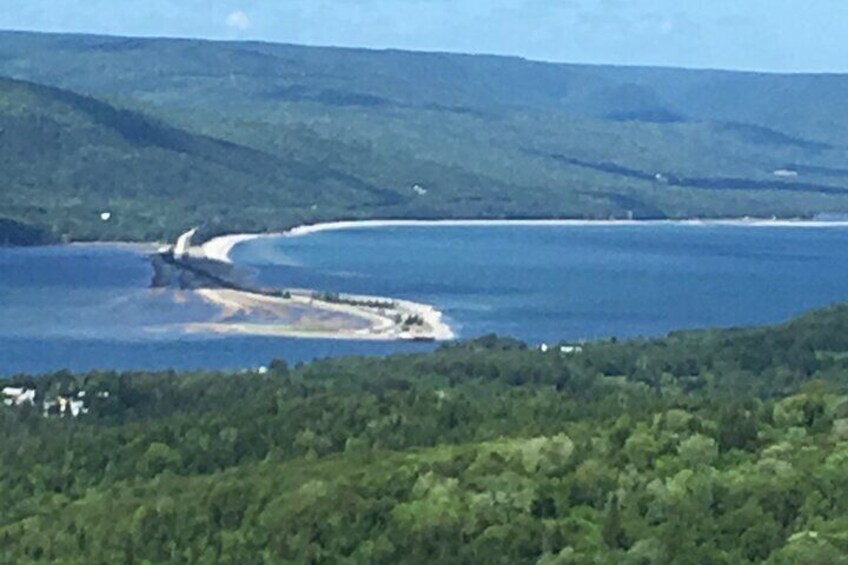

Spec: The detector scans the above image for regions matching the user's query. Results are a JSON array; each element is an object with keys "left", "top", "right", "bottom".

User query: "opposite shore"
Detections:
[{"left": 200, "top": 217, "right": 848, "bottom": 264}]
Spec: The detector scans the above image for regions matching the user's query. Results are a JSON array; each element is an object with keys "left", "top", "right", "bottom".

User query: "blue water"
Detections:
[
  {"left": 3, "top": 224, "right": 848, "bottom": 375},
  {"left": 0, "top": 245, "right": 431, "bottom": 375}
]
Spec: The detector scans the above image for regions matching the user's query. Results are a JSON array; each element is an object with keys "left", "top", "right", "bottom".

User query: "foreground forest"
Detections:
[
  {"left": 4, "top": 31, "right": 848, "bottom": 243},
  {"left": 2, "top": 305, "right": 848, "bottom": 563}
]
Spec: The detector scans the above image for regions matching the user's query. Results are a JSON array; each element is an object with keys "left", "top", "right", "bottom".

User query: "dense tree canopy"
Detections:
[{"left": 2, "top": 305, "right": 848, "bottom": 562}]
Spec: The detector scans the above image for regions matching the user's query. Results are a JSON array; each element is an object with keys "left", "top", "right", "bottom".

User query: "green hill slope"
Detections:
[
  {"left": 3, "top": 31, "right": 848, "bottom": 241},
  {"left": 2, "top": 305, "right": 848, "bottom": 562},
  {"left": 0, "top": 76, "right": 448, "bottom": 242}
]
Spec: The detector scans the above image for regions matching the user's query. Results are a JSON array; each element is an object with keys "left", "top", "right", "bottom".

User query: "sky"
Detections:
[{"left": 1, "top": 0, "right": 845, "bottom": 73}]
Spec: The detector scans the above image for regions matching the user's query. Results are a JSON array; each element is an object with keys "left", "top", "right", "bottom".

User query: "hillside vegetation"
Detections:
[
  {"left": 3, "top": 31, "right": 848, "bottom": 242},
  {"left": 0, "top": 77, "right": 404, "bottom": 242},
  {"left": 2, "top": 305, "right": 848, "bottom": 562}
]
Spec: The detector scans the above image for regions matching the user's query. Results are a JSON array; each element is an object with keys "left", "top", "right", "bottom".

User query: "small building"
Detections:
[
  {"left": 42, "top": 392, "right": 92, "bottom": 418},
  {"left": 54, "top": 396, "right": 89, "bottom": 418},
  {"left": 69, "top": 399, "right": 87, "bottom": 418},
  {"left": 2, "top": 387, "right": 36, "bottom": 407}
]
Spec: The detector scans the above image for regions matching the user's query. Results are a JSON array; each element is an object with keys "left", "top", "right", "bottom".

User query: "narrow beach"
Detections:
[
  {"left": 202, "top": 217, "right": 848, "bottom": 263},
  {"left": 190, "top": 217, "right": 848, "bottom": 342}
]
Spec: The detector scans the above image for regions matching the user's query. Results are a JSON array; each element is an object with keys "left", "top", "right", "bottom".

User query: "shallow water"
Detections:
[{"left": 3, "top": 224, "right": 848, "bottom": 375}]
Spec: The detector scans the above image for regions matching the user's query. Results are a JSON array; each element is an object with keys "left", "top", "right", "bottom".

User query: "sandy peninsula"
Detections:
[
  {"left": 176, "top": 229, "right": 453, "bottom": 341},
  {"left": 186, "top": 287, "right": 454, "bottom": 341},
  {"left": 201, "top": 217, "right": 848, "bottom": 264},
  {"left": 190, "top": 216, "right": 848, "bottom": 341}
]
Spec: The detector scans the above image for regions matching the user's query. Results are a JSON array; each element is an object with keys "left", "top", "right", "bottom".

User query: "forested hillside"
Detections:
[
  {"left": 0, "top": 76, "right": 421, "bottom": 242},
  {"left": 3, "top": 305, "right": 848, "bottom": 562},
  {"left": 3, "top": 31, "right": 848, "bottom": 243}
]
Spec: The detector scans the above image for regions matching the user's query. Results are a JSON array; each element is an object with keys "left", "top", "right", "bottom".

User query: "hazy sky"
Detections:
[{"left": 1, "top": 0, "right": 844, "bottom": 73}]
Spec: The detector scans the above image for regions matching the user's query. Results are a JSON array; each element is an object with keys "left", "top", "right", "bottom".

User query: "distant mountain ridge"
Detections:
[
  {"left": 3, "top": 30, "right": 848, "bottom": 141},
  {"left": 2, "top": 30, "right": 848, "bottom": 242}
]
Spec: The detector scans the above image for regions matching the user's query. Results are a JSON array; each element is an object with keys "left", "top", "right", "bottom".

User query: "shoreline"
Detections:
[
  {"left": 200, "top": 233, "right": 265, "bottom": 264},
  {"left": 193, "top": 216, "right": 848, "bottom": 342},
  {"left": 67, "top": 241, "right": 160, "bottom": 252},
  {"left": 201, "top": 217, "right": 848, "bottom": 263},
  {"left": 42, "top": 217, "right": 848, "bottom": 344},
  {"left": 191, "top": 287, "right": 455, "bottom": 342}
]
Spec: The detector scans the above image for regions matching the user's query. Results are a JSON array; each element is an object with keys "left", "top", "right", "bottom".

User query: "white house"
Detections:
[
  {"left": 2, "top": 387, "right": 36, "bottom": 407},
  {"left": 55, "top": 396, "right": 89, "bottom": 418},
  {"left": 41, "top": 391, "right": 93, "bottom": 418},
  {"left": 69, "top": 399, "right": 88, "bottom": 418}
]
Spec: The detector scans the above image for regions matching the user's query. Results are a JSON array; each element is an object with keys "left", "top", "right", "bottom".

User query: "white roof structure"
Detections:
[
  {"left": 2, "top": 387, "right": 36, "bottom": 407},
  {"left": 69, "top": 399, "right": 87, "bottom": 417}
]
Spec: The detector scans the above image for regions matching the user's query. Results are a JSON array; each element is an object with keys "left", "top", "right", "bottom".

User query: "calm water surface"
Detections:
[{"left": 3, "top": 225, "right": 848, "bottom": 374}]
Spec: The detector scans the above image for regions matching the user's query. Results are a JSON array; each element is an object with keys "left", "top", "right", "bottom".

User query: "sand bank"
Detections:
[
  {"left": 200, "top": 233, "right": 263, "bottom": 264},
  {"left": 191, "top": 287, "right": 454, "bottom": 342},
  {"left": 202, "top": 217, "right": 848, "bottom": 263},
  {"left": 192, "top": 217, "right": 848, "bottom": 341}
]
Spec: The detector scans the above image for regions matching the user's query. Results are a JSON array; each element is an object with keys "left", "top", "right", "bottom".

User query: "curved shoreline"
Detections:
[
  {"left": 200, "top": 233, "right": 264, "bottom": 264},
  {"left": 195, "top": 217, "right": 848, "bottom": 343},
  {"left": 201, "top": 217, "right": 848, "bottom": 264}
]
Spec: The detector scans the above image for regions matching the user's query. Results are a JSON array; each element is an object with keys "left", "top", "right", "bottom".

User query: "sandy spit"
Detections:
[{"left": 202, "top": 217, "right": 848, "bottom": 262}]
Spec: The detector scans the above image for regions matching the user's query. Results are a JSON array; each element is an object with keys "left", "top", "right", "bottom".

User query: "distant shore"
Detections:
[{"left": 201, "top": 217, "right": 848, "bottom": 264}]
